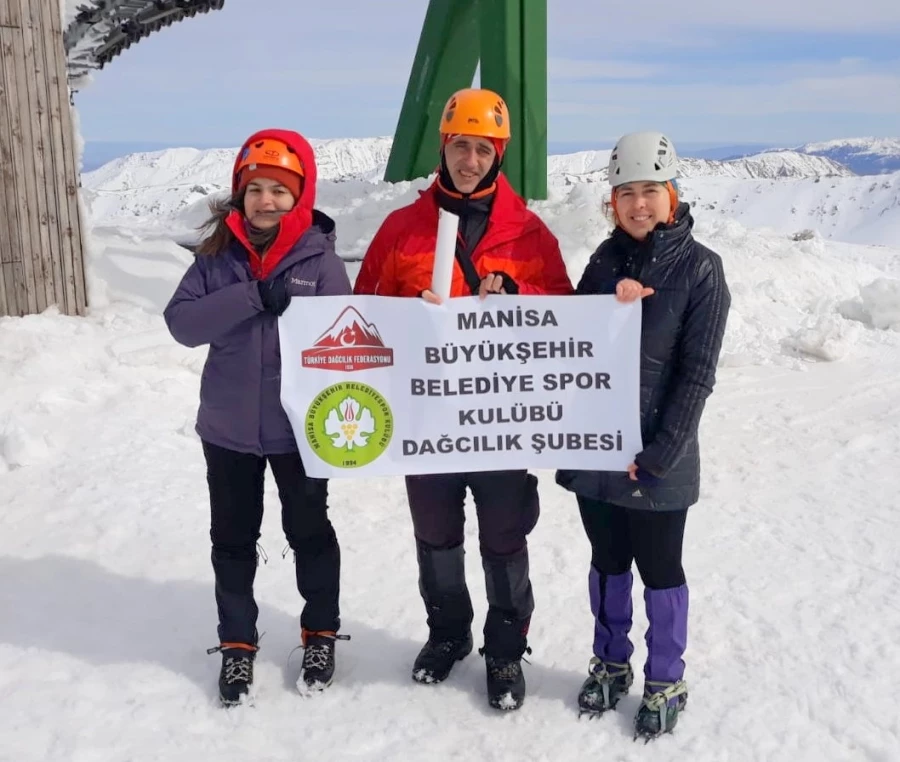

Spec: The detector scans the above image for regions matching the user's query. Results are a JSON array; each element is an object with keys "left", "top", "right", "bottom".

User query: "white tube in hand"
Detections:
[{"left": 431, "top": 208, "right": 459, "bottom": 301}]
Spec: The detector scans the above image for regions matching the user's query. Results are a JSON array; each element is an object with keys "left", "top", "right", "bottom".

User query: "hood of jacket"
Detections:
[{"left": 225, "top": 128, "right": 320, "bottom": 280}]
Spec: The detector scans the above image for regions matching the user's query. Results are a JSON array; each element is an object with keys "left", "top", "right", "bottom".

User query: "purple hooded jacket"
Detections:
[{"left": 164, "top": 212, "right": 352, "bottom": 455}]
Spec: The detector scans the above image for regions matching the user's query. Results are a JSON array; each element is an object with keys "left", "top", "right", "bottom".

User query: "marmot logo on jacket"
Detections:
[{"left": 291, "top": 277, "right": 317, "bottom": 287}]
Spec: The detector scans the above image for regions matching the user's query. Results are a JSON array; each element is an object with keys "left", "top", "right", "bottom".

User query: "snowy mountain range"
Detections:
[
  {"left": 80, "top": 136, "right": 900, "bottom": 250},
  {"left": 84, "top": 137, "right": 393, "bottom": 191},
  {"left": 795, "top": 138, "right": 900, "bottom": 176},
  {"left": 549, "top": 150, "right": 851, "bottom": 183},
  {"left": 81, "top": 137, "right": 393, "bottom": 222}
]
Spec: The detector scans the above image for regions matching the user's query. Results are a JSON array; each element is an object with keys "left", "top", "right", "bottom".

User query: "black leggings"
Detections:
[{"left": 577, "top": 496, "right": 687, "bottom": 590}]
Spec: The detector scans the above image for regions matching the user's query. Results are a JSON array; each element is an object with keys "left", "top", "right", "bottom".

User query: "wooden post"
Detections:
[{"left": 0, "top": 0, "right": 87, "bottom": 317}]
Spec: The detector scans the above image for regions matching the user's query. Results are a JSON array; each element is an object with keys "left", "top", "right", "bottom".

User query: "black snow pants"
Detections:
[
  {"left": 203, "top": 440, "right": 341, "bottom": 645},
  {"left": 405, "top": 469, "right": 540, "bottom": 660}
]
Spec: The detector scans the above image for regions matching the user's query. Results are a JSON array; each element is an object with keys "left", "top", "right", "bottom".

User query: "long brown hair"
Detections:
[{"left": 194, "top": 190, "right": 280, "bottom": 256}]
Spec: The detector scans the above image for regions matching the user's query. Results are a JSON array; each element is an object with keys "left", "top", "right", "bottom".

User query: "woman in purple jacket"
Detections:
[{"left": 164, "top": 129, "right": 352, "bottom": 706}]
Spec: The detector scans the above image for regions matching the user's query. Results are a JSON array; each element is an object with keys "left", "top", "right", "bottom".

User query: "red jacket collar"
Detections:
[{"left": 415, "top": 173, "right": 534, "bottom": 248}]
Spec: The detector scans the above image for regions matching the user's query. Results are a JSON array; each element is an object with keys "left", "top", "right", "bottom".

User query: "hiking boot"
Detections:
[
  {"left": 484, "top": 653, "right": 528, "bottom": 711},
  {"left": 578, "top": 657, "right": 634, "bottom": 716},
  {"left": 634, "top": 680, "right": 689, "bottom": 741},
  {"left": 411, "top": 633, "right": 473, "bottom": 684},
  {"left": 300, "top": 629, "right": 348, "bottom": 691},
  {"left": 208, "top": 642, "right": 258, "bottom": 707}
]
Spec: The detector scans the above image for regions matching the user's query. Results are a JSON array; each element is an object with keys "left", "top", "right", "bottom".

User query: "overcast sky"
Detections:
[{"left": 73, "top": 0, "right": 900, "bottom": 148}]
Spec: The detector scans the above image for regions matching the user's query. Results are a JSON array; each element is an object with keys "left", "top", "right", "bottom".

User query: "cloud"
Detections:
[
  {"left": 553, "top": 0, "right": 900, "bottom": 38},
  {"left": 549, "top": 71, "right": 900, "bottom": 118},
  {"left": 548, "top": 58, "right": 663, "bottom": 81},
  {"left": 74, "top": 0, "right": 900, "bottom": 145}
]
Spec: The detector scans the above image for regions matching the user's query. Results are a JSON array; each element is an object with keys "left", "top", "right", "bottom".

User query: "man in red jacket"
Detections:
[{"left": 355, "top": 88, "right": 573, "bottom": 710}]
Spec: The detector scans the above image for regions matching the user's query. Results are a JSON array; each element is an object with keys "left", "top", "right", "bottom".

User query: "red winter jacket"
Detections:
[{"left": 354, "top": 175, "right": 573, "bottom": 297}]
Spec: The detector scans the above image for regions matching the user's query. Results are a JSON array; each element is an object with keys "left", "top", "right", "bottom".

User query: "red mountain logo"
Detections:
[{"left": 301, "top": 307, "right": 394, "bottom": 372}]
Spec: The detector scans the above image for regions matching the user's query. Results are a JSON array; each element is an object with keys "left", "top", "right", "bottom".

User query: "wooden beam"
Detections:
[
  {"left": 0, "top": 8, "right": 21, "bottom": 316},
  {"left": 21, "top": 0, "right": 61, "bottom": 311},
  {"left": 46, "top": 0, "right": 87, "bottom": 314},
  {"left": 0, "top": 24, "right": 37, "bottom": 314},
  {"left": 0, "top": 0, "right": 22, "bottom": 29},
  {"left": 39, "top": 0, "right": 85, "bottom": 314},
  {"left": 0, "top": 0, "right": 87, "bottom": 317}
]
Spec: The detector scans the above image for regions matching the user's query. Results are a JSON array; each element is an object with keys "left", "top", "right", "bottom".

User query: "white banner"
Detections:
[{"left": 278, "top": 295, "right": 642, "bottom": 478}]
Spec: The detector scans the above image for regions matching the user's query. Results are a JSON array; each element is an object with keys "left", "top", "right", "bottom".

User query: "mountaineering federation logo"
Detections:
[
  {"left": 305, "top": 382, "right": 393, "bottom": 468},
  {"left": 301, "top": 307, "right": 393, "bottom": 372}
]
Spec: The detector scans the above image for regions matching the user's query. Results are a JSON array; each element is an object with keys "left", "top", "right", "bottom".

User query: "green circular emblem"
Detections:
[{"left": 305, "top": 382, "right": 393, "bottom": 468}]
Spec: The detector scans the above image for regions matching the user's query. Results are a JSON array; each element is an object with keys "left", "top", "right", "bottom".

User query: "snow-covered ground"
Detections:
[{"left": 2, "top": 139, "right": 900, "bottom": 761}]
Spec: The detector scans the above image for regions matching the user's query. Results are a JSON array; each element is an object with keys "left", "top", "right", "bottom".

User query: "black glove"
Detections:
[
  {"left": 634, "top": 467, "right": 662, "bottom": 487},
  {"left": 257, "top": 278, "right": 291, "bottom": 316},
  {"left": 491, "top": 271, "right": 519, "bottom": 294},
  {"left": 633, "top": 456, "right": 663, "bottom": 486}
]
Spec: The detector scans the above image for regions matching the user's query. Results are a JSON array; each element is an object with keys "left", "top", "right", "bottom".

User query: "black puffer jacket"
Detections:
[{"left": 556, "top": 204, "right": 730, "bottom": 511}]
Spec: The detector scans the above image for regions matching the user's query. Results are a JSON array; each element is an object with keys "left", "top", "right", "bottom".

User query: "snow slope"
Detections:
[
  {"left": 3, "top": 157, "right": 900, "bottom": 760},
  {"left": 678, "top": 173, "right": 900, "bottom": 247}
]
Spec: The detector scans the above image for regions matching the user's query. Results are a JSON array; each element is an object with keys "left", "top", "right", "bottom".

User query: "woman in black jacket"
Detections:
[{"left": 556, "top": 131, "right": 731, "bottom": 739}]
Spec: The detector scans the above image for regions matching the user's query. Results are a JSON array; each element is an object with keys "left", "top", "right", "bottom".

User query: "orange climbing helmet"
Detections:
[
  {"left": 439, "top": 88, "right": 511, "bottom": 140},
  {"left": 235, "top": 137, "right": 305, "bottom": 179},
  {"left": 234, "top": 136, "right": 305, "bottom": 199}
]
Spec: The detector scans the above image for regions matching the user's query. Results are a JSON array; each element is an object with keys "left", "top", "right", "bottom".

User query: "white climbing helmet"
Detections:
[{"left": 607, "top": 131, "right": 678, "bottom": 187}]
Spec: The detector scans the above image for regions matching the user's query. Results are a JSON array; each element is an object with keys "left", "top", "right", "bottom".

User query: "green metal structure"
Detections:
[{"left": 384, "top": 0, "right": 547, "bottom": 200}]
